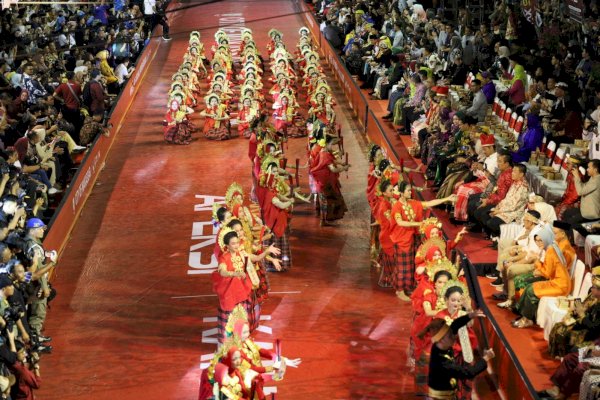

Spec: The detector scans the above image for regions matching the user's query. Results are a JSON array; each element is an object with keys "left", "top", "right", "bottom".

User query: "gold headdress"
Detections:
[
  {"left": 299, "top": 26, "right": 309, "bottom": 35},
  {"left": 225, "top": 182, "right": 244, "bottom": 207},
  {"left": 212, "top": 203, "right": 222, "bottom": 222},
  {"left": 268, "top": 28, "right": 283, "bottom": 39},
  {"left": 205, "top": 93, "right": 221, "bottom": 106},
  {"left": 427, "top": 258, "right": 458, "bottom": 281},
  {"left": 440, "top": 279, "right": 470, "bottom": 305},
  {"left": 260, "top": 154, "right": 279, "bottom": 172},
  {"left": 419, "top": 217, "right": 442, "bottom": 235},
  {"left": 207, "top": 336, "right": 243, "bottom": 381},
  {"left": 169, "top": 88, "right": 185, "bottom": 99},
  {"left": 217, "top": 227, "right": 236, "bottom": 251}
]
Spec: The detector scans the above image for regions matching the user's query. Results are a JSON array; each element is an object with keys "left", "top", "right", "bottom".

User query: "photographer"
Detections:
[
  {"left": 10, "top": 340, "right": 40, "bottom": 400},
  {"left": 23, "top": 219, "right": 56, "bottom": 352},
  {"left": 0, "top": 196, "right": 27, "bottom": 233},
  {"left": 0, "top": 274, "right": 19, "bottom": 340},
  {"left": 6, "top": 260, "right": 35, "bottom": 348}
]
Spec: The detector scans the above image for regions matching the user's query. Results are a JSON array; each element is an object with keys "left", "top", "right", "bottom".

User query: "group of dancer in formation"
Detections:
[
  {"left": 367, "top": 145, "right": 495, "bottom": 398},
  {"left": 180, "top": 24, "right": 492, "bottom": 399},
  {"left": 183, "top": 27, "right": 350, "bottom": 399}
]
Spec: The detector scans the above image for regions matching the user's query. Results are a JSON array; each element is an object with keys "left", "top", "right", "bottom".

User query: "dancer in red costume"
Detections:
[
  {"left": 390, "top": 182, "right": 456, "bottom": 301},
  {"left": 435, "top": 280, "right": 479, "bottom": 400},
  {"left": 212, "top": 228, "right": 279, "bottom": 342},
  {"left": 310, "top": 135, "right": 349, "bottom": 226},
  {"left": 411, "top": 267, "right": 454, "bottom": 396}
]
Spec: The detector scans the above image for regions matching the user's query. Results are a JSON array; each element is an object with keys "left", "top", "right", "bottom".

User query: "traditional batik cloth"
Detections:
[
  {"left": 378, "top": 249, "right": 396, "bottom": 288},
  {"left": 164, "top": 119, "right": 192, "bottom": 145},
  {"left": 393, "top": 242, "right": 417, "bottom": 292},
  {"left": 263, "top": 228, "right": 291, "bottom": 271}
]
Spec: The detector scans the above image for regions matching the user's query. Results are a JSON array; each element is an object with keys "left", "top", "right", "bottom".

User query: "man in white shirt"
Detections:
[
  {"left": 114, "top": 58, "right": 134, "bottom": 85},
  {"left": 144, "top": 0, "right": 171, "bottom": 40},
  {"left": 493, "top": 210, "right": 544, "bottom": 308}
]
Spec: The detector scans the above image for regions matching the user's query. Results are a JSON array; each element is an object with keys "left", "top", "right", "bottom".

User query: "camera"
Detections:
[
  {"left": 3, "top": 305, "right": 23, "bottom": 330},
  {"left": 0, "top": 161, "right": 10, "bottom": 176}
]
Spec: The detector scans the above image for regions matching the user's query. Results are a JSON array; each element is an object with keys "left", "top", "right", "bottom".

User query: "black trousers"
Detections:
[
  {"left": 146, "top": 13, "right": 170, "bottom": 38},
  {"left": 485, "top": 216, "right": 505, "bottom": 236},
  {"left": 467, "top": 193, "right": 483, "bottom": 220},
  {"left": 473, "top": 204, "right": 494, "bottom": 226}
]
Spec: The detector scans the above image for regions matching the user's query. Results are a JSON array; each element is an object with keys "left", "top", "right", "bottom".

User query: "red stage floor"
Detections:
[{"left": 39, "top": 1, "right": 421, "bottom": 399}]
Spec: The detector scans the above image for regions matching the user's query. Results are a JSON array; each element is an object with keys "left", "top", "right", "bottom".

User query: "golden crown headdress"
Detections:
[
  {"left": 427, "top": 258, "right": 458, "bottom": 281},
  {"left": 419, "top": 217, "right": 442, "bottom": 235},
  {"left": 217, "top": 227, "right": 236, "bottom": 251},
  {"left": 440, "top": 279, "right": 470, "bottom": 304},
  {"left": 225, "top": 182, "right": 244, "bottom": 207}
]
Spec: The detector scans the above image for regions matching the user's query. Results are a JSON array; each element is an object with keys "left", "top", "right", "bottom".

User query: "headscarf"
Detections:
[
  {"left": 533, "top": 226, "right": 567, "bottom": 266},
  {"left": 223, "top": 346, "right": 241, "bottom": 374},
  {"left": 232, "top": 320, "right": 247, "bottom": 339},
  {"left": 533, "top": 225, "right": 554, "bottom": 249},
  {"left": 511, "top": 64, "right": 527, "bottom": 85},
  {"left": 424, "top": 224, "right": 440, "bottom": 239},
  {"left": 426, "top": 245, "right": 442, "bottom": 262}
]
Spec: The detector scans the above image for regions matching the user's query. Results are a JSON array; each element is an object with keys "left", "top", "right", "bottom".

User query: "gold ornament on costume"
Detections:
[
  {"left": 416, "top": 237, "right": 447, "bottom": 261},
  {"left": 419, "top": 217, "right": 442, "bottom": 235},
  {"left": 225, "top": 304, "right": 249, "bottom": 335},
  {"left": 427, "top": 258, "right": 458, "bottom": 281}
]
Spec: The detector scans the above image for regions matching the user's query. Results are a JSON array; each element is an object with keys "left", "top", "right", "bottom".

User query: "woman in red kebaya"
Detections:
[
  {"left": 390, "top": 181, "right": 455, "bottom": 301},
  {"left": 376, "top": 179, "right": 396, "bottom": 287},
  {"left": 212, "top": 229, "right": 279, "bottom": 342},
  {"left": 411, "top": 268, "right": 453, "bottom": 396},
  {"left": 310, "top": 135, "right": 350, "bottom": 226}
]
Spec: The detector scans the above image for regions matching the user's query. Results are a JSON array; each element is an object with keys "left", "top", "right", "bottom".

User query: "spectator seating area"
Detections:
[
  {"left": 308, "top": 0, "right": 600, "bottom": 399},
  {"left": 0, "top": 1, "right": 168, "bottom": 397}
]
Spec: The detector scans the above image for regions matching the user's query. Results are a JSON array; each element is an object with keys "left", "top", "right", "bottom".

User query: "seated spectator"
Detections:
[
  {"left": 513, "top": 221, "right": 576, "bottom": 329},
  {"left": 114, "top": 57, "right": 134, "bottom": 86},
  {"left": 80, "top": 112, "right": 109, "bottom": 147},
  {"left": 483, "top": 164, "right": 529, "bottom": 238},
  {"left": 555, "top": 156, "right": 585, "bottom": 219},
  {"left": 510, "top": 109, "right": 544, "bottom": 164},
  {"left": 463, "top": 79, "right": 487, "bottom": 122},
  {"left": 563, "top": 159, "right": 600, "bottom": 231},
  {"left": 538, "top": 339, "right": 600, "bottom": 399}
]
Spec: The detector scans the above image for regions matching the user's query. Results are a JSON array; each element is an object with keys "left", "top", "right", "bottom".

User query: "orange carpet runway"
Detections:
[{"left": 38, "top": 1, "right": 419, "bottom": 399}]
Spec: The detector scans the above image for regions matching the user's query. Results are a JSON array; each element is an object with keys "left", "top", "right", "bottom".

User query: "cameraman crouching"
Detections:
[{"left": 9, "top": 341, "right": 40, "bottom": 400}]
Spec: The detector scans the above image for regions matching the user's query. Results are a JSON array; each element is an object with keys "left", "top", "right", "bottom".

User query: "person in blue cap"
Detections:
[{"left": 23, "top": 218, "right": 56, "bottom": 353}]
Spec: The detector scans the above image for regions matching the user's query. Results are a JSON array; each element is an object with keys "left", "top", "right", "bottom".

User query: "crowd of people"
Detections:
[
  {"left": 0, "top": 0, "right": 172, "bottom": 398},
  {"left": 178, "top": 25, "right": 350, "bottom": 399},
  {"left": 314, "top": 0, "right": 600, "bottom": 399}
]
